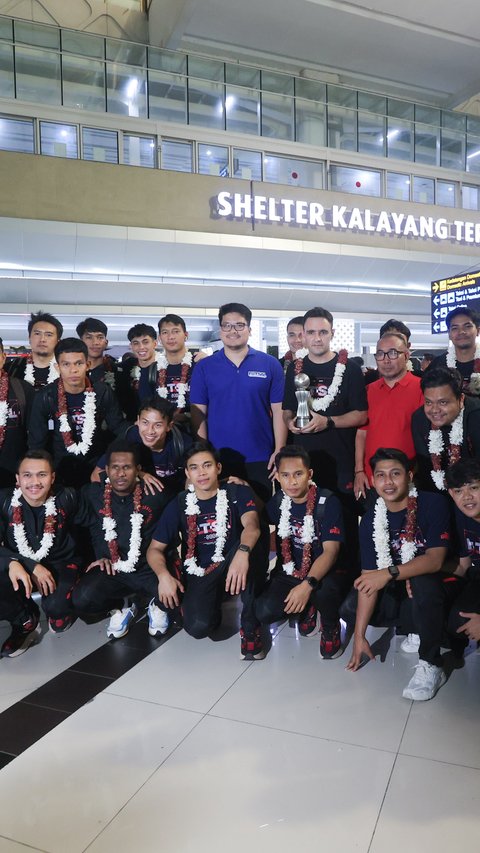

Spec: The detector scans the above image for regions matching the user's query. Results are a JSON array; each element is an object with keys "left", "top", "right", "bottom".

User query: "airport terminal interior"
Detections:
[{"left": 0, "top": 1, "right": 480, "bottom": 851}]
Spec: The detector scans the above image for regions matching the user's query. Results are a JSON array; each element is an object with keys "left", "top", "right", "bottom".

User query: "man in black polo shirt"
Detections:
[
  {"left": 8, "top": 310, "right": 62, "bottom": 389},
  {"left": 428, "top": 306, "right": 480, "bottom": 396},
  {"left": 0, "top": 337, "right": 33, "bottom": 487},
  {"left": 446, "top": 459, "right": 480, "bottom": 647},
  {"left": 72, "top": 441, "right": 173, "bottom": 639},
  {"left": 76, "top": 316, "right": 120, "bottom": 390}
]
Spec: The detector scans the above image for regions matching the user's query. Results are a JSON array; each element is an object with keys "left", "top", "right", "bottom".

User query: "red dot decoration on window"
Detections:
[
  {"left": 291, "top": 171, "right": 298, "bottom": 179},
  {"left": 355, "top": 181, "right": 361, "bottom": 187}
]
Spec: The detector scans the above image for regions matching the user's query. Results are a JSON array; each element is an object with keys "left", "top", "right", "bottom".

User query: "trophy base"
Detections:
[{"left": 295, "top": 417, "right": 311, "bottom": 429}]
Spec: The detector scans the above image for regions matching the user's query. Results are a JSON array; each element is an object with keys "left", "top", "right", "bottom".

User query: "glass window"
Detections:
[
  {"left": 261, "top": 92, "right": 293, "bottom": 140},
  {"left": 327, "top": 105, "right": 357, "bottom": 151},
  {"left": 0, "top": 43, "right": 14, "bottom": 99},
  {"left": 106, "top": 40, "right": 146, "bottom": 67},
  {"left": 198, "top": 143, "right": 229, "bottom": 176},
  {"left": 148, "top": 47, "right": 185, "bottom": 74},
  {"left": 0, "top": 18, "right": 12, "bottom": 41},
  {"left": 188, "top": 56, "right": 224, "bottom": 82},
  {"left": 226, "top": 64, "right": 260, "bottom": 88},
  {"left": 40, "top": 121, "right": 78, "bottom": 158},
  {"left": 462, "top": 185, "right": 480, "bottom": 211},
  {"left": 233, "top": 149, "right": 262, "bottom": 180},
  {"left": 327, "top": 85, "right": 356, "bottom": 107},
  {"left": 440, "top": 128, "right": 465, "bottom": 171},
  {"left": 295, "top": 98, "right": 325, "bottom": 146},
  {"left": 436, "top": 180, "right": 456, "bottom": 207},
  {"left": 442, "top": 110, "right": 466, "bottom": 132},
  {"left": 264, "top": 155, "right": 323, "bottom": 189},
  {"left": 123, "top": 135, "right": 156, "bottom": 168},
  {"left": 149, "top": 70, "right": 187, "bottom": 123},
  {"left": 0, "top": 116, "right": 34, "bottom": 153},
  {"left": 61, "top": 31, "right": 104, "bottom": 58},
  {"left": 330, "top": 165, "right": 381, "bottom": 196},
  {"left": 261, "top": 70, "right": 293, "bottom": 95},
  {"left": 412, "top": 175, "right": 434, "bottom": 204},
  {"left": 62, "top": 55, "right": 105, "bottom": 112},
  {"left": 414, "top": 123, "right": 439, "bottom": 166},
  {"left": 225, "top": 85, "right": 260, "bottom": 135},
  {"left": 386, "top": 172, "right": 410, "bottom": 202},
  {"left": 295, "top": 79, "right": 326, "bottom": 102},
  {"left": 415, "top": 105, "right": 440, "bottom": 126},
  {"left": 15, "top": 46, "right": 61, "bottom": 105},
  {"left": 467, "top": 116, "right": 480, "bottom": 136},
  {"left": 386, "top": 119, "right": 413, "bottom": 160},
  {"left": 466, "top": 138, "right": 480, "bottom": 175},
  {"left": 106, "top": 64, "right": 147, "bottom": 118},
  {"left": 358, "top": 92, "right": 386, "bottom": 115},
  {"left": 358, "top": 110, "right": 385, "bottom": 156},
  {"left": 82, "top": 127, "right": 118, "bottom": 164},
  {"left": 14, "top": 21, "right": 59, "bottom": 50},
  {"left": 387, "top": 98, "right": 414, "bottom": 120},
  {"left": 188, "top": 78, "right": 224, "bottom": 130},
  {"left": 161, "top": 139, "right": 193, "bottom": 173}
]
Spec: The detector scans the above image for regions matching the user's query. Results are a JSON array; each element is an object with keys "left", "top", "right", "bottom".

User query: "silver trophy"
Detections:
[{"left": 294, "top": 373, "right": 311, "bottom": 428}]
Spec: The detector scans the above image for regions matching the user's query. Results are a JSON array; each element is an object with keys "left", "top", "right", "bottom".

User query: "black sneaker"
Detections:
[
  {"left": 298, "top": 605, "right": 319, "bottom": 637},
  {"left": 1, "top": 610, "right": 40, "bottom": 658},
  {"left": 48, "top": 615, "right": 77, "bottom": 634},
  {"left": 240, "top": 628, "right": 266, "bottom": 660},
  {"left": 320, "top": 622, "right": 343, "bottom": 660}
]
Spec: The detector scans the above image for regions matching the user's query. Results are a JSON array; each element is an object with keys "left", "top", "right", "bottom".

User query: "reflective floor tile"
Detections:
[
  {"left": 0, "top": 838, "right": 43, "bottom": 852},
  {"left": 370, "top": 753, "right": 480, "bottom": 853},
  {"left": 87, "top": 714, "right": 395, "bottom": 853},
  {"left": 0, "top": 692, "right": 202, "bottom": 853}
]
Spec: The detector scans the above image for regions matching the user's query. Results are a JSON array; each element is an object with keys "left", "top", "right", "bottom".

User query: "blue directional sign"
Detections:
[{"left": 431, "top": 270, "right": 480, "bottom": 334}]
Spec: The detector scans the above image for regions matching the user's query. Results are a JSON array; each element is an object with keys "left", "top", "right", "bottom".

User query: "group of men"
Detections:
[{"left": 1, "top": 302, "right": 480, "bottom": 705}]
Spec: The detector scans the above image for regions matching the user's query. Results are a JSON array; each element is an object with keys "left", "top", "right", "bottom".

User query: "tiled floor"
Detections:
[{"left": 0, "top": 611, "right": 479, "bottom": 853}]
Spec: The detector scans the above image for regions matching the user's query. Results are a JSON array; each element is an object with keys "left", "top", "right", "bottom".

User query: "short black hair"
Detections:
[
  {"left": 158, "top": 314, "right": 187, "bottom": 334},
  {"left": 218, "top": 303, "right": 252, "bottom": 325},
  {"left": 370, "top": 447, "right": 411, "bottom": 474},
  {"left": 446, "top": 459, "right": 480, "bottom": 490},
  {"left": 350, "top": 356, "right": 364, "bottom": 367},
  {"left": 76, "top": 317, "right": 108, "bottom": 338},
  {"left": 55, "top": 337, "right": 88, "bottom": 361},
  {"left": 184, "top": 440, "right": 220, "bottom": 465},
  {"left": 127, "top": 323, "right": 157, "bottom": 342},
  {"left": 303, "top": 307, "right": 333, "bottom": 326},
  {"left": 445, "top": 306, "right": 480, "bottom": 330},
  {"left": 421, "top": 367, "right": 463, "bottom": 399},
  {"left": 28, "top": 311, "right": 63, "bottom": 339},
  {"left": 379, "top": 318, "right": 411, "bottom": 342},
  {"left": 137, "top": 396, "right": 175, "bottom": 422},
  {"left": 275, "top": 444, "right": 311, "bottom": 470},
  {"left": 105, "top": 439, "right": 140, "bottom": 467},
  {"left": 287, "top": 316, "right": 305, "bottom": 330},
  {"left": 17, "top": 449, "right": 54, "bottom": 472},
  {"left": 422, "top": 352, "right": 435, "bottom": 362}
]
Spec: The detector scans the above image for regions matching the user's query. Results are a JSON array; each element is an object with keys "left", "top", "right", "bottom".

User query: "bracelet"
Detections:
[{"left": 354, "top": 470, "right": 364, "bottom": 474}]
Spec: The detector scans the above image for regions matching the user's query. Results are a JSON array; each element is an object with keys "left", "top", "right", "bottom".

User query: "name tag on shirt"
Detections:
[{"left": 248, "top": 371, "right": 267, "bottom": 379}]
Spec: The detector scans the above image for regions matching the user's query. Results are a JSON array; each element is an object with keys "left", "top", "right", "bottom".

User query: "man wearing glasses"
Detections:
[
  {"left": 190, "top": 302, "right": 286, "bottom": 503},
  {"left": 428, "top": 306, "right": 480, "bottom": 396},
  {"left": 354, "top": 332, "right": 423, "bottom": 502}
]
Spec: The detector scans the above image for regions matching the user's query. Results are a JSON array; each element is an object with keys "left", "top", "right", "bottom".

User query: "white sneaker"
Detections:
[
  {"left": 400, "top": 633, "right": 420, "bottom": 653},
  {"left": 107, "top": 604, "right": 137, "bottom": 639},
  {"left": 402, "top": 660, "right": 446, "bottom": 701},
  {"left": 147, "top": 600, "right": 169, "bottom": 636}
]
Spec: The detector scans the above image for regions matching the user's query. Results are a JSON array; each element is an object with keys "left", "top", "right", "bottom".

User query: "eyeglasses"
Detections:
[
  {"left": 220, "top": 322, "right": 248, "bottom": 332},
  {"left": 374, "top": 349, "right": 406, "bottom": 361}
]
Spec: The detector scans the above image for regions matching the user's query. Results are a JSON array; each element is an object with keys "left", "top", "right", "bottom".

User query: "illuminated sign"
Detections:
[
  {"left": 214, "top": 191, "right": 480, "bottom": 245},
  {"left": 431, "top": 269, "right": 480, "bottom": 333}
]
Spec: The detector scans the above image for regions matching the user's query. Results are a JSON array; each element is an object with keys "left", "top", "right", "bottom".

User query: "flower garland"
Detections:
[
  {"left": 447, "top": 342, "right": 480, "bottom": 395},
  {"left": 427, "top": 410, "right": 464, "bottom": 491},
  {"left": 101, "top": 480, "right": 143, "bottom": 573},
  {"left": 184, "top": 485, "right": 229, "bottom": 576},
  {"left": 24, "top": 355, "right": 57, "bottom": 386},
  {"left": 373, "top": 485, "right": 418, "bottom": 569},
  {"left": 102, "top": 356, "right": 116, "bottom": 389},
  {"left": 0, "top": 370, "right": 9, "bottom": 451},
  {"left": 11, "top": 488, "right": 57, "bottom": 562},
  {"left": 130, "top": 351, "right": 192, "bottom": 409},
  {"left": 294, "top": 349, "right": 348, "bottom": 412},
  {"left": 278, "top": 484, "right": 317, "bottom": 578},
  {"left": 57, "top": 377, "right": 97, "bottom": 456}
]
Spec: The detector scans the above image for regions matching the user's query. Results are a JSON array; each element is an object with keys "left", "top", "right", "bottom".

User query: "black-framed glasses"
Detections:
[
  {"left": 220, "top": 322, "right": 248, "bottom": 332},
  {"left": 374, "top": 348, "right": 406, "bottom": 361}
]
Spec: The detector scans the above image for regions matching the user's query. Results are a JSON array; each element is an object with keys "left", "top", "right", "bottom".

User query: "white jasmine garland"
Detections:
[
  {"left": 24, "top": 357, "right": 57, "bottom": 386},
  {"left": 104, "top": 371, "right": 115, "bottom": 389},
  {"left": 184, "top": 485, "right": 229, "bottom": 577},
  {"left": 12, "top": 489, "right": 57, "bottom": 561},
  {"left": 310, "top": 352, "right": 348, "bottom": 412},
  {"left": 446, "top": 341, "right": 480, "bottom": 372},
  {"left": 372, "top": 485, "right": 418, "bottom": 568},
  {"left": 427, "top": 410, "right": 464, "bottom": 490},
  {"left": 101, "top": 512, "right": 143, "bottom": 573},
  {"left": 156, "top": 350, "right": 192, "bottom": 408},
  {"left": 295, "top": 348, "right": 309, "bottom": 359},
  {"left": 278, "top": 491, "right": 315, "bottom": 575},
  {"left": 0, "top": 399, "right": 7, "bottom": 429},
  {"left": 59, "top": 390, "right": 97, "bottom": 455}
]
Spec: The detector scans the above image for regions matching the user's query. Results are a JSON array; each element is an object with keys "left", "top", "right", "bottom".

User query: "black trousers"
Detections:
[
  {"left": 71, "top": 565, "right": 159, "bottom": 615},
  {"left": 341, "top": 573, "right": 446, "bottom": 666},
  {"left": 0, "top": 561, "right": 78, "bottom": 622},
  {"left": 255, "top": 565, "right": 350, "bottom": 629},
  {"left": 447, "top": 576, "right": 480, "bottom": 643}
]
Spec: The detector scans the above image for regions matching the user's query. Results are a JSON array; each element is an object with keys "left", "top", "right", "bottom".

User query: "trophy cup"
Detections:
[{"left": 294, "top": 373, "right": 311, "bottom": 428}]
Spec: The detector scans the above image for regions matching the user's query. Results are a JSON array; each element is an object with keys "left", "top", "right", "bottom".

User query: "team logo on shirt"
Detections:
[
  {"left": 390, "top": 527, "right": 426, "bottom": 558},
  {"left": 464, "top": 529, "right": 480, "bottom": 557},
  {"left": 197, "top": 510, "right": 232, "bottom": 544}
]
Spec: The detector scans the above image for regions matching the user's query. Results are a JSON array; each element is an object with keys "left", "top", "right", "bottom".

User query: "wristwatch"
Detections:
[
  {"left": 326, "top": 416, "right": 335, "bottom": 430},
  {"left": 305, "top": 576, "right": 319, "bottom": 589},
  {"left": 387, "top": 565, "right": 400, "bottom": 579},
  {"left": 237, "top": 544, "right": 251, "bottom": 554}
]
